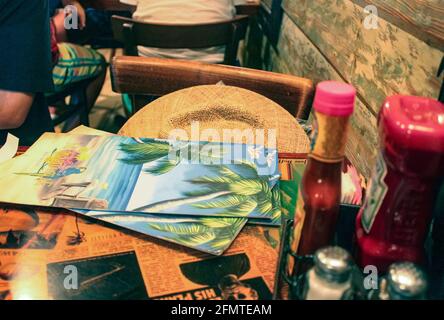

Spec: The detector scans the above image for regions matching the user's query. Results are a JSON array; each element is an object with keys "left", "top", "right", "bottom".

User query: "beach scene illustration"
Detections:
[{"left": 0, "top": 133, "right": 280, "bottom": 220}]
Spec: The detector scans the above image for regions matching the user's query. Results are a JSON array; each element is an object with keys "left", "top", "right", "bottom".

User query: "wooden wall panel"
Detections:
[
  {"left": 282, "top": 0, "right": 443, "bottom": 114},
  {"left": 352, "top": 11, "right": 443, "bottom": 114},
  {"left": 349, "top": 99, "right": 378, "bottom": 178},
  {"left": 282, "top": 0, "right": 359, "bottom": 82},
  {"left": 352, "top": 0, "right": 444, "bottom": 51},
  {"left": 253, "top": 0, "right": 443, "bottom": 177},
  {"left": 274, "top": 16, "right": 378, "bottom": 177}
]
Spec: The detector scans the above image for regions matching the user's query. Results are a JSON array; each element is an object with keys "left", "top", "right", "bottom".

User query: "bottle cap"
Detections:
[
  {"left": 387, "top": 262, "right": 427, "bottom": 300},
  {"left": 380, "top": 95, "right": 444, "bottom": 153},
  {"left": 314, "top": 246, "right": 353, "bottom": 283},
  {"left": 313, "top": 81, "right": 356, "bottom": 116}
]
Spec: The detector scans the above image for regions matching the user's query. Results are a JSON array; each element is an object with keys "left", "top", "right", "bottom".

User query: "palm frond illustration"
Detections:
[
  {"left": 118, "top": 139, "right": 276, "bottom": 218},
  {"left": 143, "top": 155, "right": 181, "bottom": 175},
  {"left": 145, "top": 217, "right": 246, "bottom": 252},
  {"left": 148, "top": 223, "right": 217, "bottom": 246},
  {"left": 279, "top": 182, "right": 297, "bottom": 219},
  {"left": 118, "top": 139, "right": 172, "bottom": 165},
  {"left": 118, "top": 138, "right": 225, "bottom": 176},
  {"left": 268, "top": 185, "right": 282, "bottom": 225},
  {"left": 278, "top": 164, "right": 304, "bottom": 220},
  {"left": 124, "top": 161, "right": 277, "bottom": 218},
  {"left": 197, "top": 217, "right": 246, "bottom": 228},
  {"left": 82, "top": 211, "right": 246, "bottom": 254},
  {"left": 118, "top": 138, "right": 182, "bottom": 177},
  {"left": 241, "top": 183, "right": 282, "bottom": 226},
  {"left": 185, "top": 162, "right": 278, "bottom": 218}
]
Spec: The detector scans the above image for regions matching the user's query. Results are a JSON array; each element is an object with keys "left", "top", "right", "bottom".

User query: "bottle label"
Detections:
[
  {"left": 310, "top": 111, "right": 349, "bottom": 163},
  {"left": 361, "top": 152, "right": 388, "bottom": 233}
]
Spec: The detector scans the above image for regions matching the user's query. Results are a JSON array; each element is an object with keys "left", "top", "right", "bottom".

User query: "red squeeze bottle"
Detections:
[{"left": 356, "top": 96, "right": 444, "bottom": 272}]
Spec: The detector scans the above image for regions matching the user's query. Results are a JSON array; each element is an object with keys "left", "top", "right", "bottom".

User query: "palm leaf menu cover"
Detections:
[
  {"left": 0, "top": 133, "right": 279, "bottom": 220},
  {"left": 74, "top": 210, "right": 247, "bottom": 256}
]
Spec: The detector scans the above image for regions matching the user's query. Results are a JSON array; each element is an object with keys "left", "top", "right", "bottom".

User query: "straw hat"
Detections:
[{"left": 119, "top": 85, "right": 309, "bottom": 153}]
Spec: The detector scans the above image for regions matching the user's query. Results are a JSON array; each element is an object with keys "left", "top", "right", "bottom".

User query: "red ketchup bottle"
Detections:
[{"left": 356, "top": 96, "right": 444, "bottom": 272}]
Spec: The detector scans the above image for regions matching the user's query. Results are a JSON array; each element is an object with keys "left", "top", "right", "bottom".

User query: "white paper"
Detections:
[{"left": 0, "top": 133, "right": 19, "bottom": 164}]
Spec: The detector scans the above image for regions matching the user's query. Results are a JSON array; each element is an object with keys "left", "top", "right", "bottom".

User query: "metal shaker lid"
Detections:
[
  {"left": 314, "top": 246, "right": 353, "bottom": 283},
  {"left": 387, "top": 262, "right": 427, "bottom": 300}
]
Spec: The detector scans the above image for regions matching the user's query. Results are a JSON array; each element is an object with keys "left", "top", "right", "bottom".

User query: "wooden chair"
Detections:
[
  {"left": 111, "top": 56, "right": 314, "bottom": 119},
  {"left": 111, "top": 15, "right": 250, "bottom": 66},
  {"left": 78, "top": 0, "right": 136, "bottom": 51},
  {"left": 81, "top": 0, "right": 255, "bottom": 16},
  {"left": 235, "top": 4, "right": 260, "bottom": 16},
  {"left": 80, "top": 1, "right": 257, "bottom": 16}
]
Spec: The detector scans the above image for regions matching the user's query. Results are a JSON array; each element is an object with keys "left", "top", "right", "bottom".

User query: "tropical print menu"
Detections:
[{"left": 0, "top": 133, "right": 280, "bottom": 220}]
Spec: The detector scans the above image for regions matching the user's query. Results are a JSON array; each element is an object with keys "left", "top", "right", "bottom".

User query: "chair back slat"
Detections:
[
  {"left": 111, "top": 15, "right": 249, "bottom": 50},
  {"left": 111, "top": 56, "right": 314, "bottom": 119}
]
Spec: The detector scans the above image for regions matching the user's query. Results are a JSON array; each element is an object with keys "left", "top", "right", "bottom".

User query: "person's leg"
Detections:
[
  {"left": 50, "top": 43, "right": 106, "bottom": 129},
  {"left": 85, "top": 62, "right": 106, "bottom": 111},
  {"left": 57, "top": 67, "right": 106, "bottom": 132},
  {"left": 52, "top": 42, "right": 105, "bottom": 93}
]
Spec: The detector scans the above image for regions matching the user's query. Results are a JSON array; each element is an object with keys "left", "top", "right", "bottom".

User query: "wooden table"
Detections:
[
  {"left": 119, "top": 85, "right": 310, "bottom": 154},
  {"left": 1, "top": 86, "right": 309, "bottom": 300}
]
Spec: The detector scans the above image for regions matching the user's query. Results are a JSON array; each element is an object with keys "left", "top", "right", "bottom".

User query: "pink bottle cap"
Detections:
[
  {"left": 381, "top": 95, "right": 444, "bottom": 153},
  {"left": 313, "top": 81, "right": 356, "bottom": 116}
]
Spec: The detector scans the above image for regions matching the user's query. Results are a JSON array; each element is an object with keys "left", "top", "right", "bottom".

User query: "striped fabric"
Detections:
[{"left": 51, "top": 43, "right": 105, "bottom": 92}]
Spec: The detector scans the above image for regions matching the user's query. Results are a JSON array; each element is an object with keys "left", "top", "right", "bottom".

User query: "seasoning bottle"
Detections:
[
  {"left": 355, "top": 96, "right": 444, "bottom": 272},
  {"left": 287, "top": 81, "right": 355, "bottom": 276},
  {"left": 300, "top": 246, "right": 354, "bottom": 300},
  {"left": 372, "top": 262, "right": 428, "bottom": 300}
]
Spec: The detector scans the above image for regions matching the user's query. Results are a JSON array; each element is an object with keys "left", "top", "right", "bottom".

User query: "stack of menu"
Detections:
[{"left": 0, "top": 130, "right": 281, "bottom": 255}]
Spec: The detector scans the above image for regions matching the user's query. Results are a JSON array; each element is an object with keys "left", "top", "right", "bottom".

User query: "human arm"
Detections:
[
  {"left": 0, "top": 91, "right": 34, "bottom": 130},
  {"left": 0, "top": 0, "right": 54, "bottom": 135}
]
